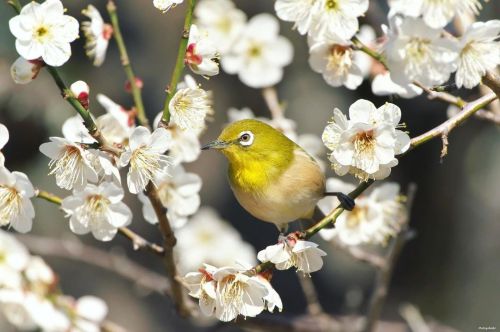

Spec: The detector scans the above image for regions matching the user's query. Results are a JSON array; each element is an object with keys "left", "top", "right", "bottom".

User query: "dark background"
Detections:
[{"left": 0, "top": 1, "right": 499, "bottom": 331}]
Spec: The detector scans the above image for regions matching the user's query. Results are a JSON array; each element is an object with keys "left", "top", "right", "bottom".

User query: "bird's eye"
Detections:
[{"left": 238, "top": 131, "right": 254, "bottom": 146}]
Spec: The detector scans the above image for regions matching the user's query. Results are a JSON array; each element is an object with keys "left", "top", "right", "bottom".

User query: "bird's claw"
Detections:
[{"left": 336, "top": 193, "right": 355, "bottom": 211}]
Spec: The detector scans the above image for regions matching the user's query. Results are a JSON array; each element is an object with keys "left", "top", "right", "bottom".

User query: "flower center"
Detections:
[
  {"left": 247, "top": 43, "right": 262, "bottom": 58},
  {"left": 76, "top": 194, "right": 111, "bottom": 228},
  {"left": 406, "top": 38, "right": 431, "bottom": 63},
  {"left": 34, "top": 25, "right": 50, "bottom": 42},
  {"left": 325, "top": 0, "right": 339, "bottom": 10},
  {"left": 130, "top": 147, "right": 166, "bottom": 186},
  {"left": 353, "top": 130, "right": 375, "bottom": 155},
  {"left": 219, "top": 275, "right": 244, "bottom": 310},
  {"left": 217, "top": 17, "right": 232, "bottom": 33},
  {"left": 0, "top": 186, "right": 21, "bottom": 226},
  {"left": 174, "top": 95, "right": 193, "bottom": 114},
  {"left": 326, "top": 45, "right": 353, "bottom": 75},
  {"left": 48, "top": 145, "right": 86, "bottom": 190},
  {"left": 346, "top": 205, "right": 367, "bottom": 228}
]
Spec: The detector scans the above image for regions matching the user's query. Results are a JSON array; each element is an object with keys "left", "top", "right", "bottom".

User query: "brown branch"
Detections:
[
  {"left": 145, "top": 183, "right": 190, "bottom": 317},
  {"left": 482, "top": 71, "right": 500, "bottom": 100},
  {"left": 262, "top": 87, "right": 286, "bottom": 120},
  {"left": 17, "top": 234, "right": 169, "bottom": 295},
  {"left": 35, "top": 189, "right": 165, "bottom": 256},
  {"left": 412, "top": 81, "right": 465, "bottom": 108},
  {"left": 297, "top": 274, "right": 324, "bottom": 316},
  {"left": 362, "top": 184, "right": 417, "bottom": 332}
]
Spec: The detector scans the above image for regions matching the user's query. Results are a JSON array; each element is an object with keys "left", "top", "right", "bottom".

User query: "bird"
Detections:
[{"left": 202, "top": 119, "right": 354, "bottom": 233}]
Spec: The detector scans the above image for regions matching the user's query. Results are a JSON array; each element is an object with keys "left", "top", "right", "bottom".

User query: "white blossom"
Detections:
[
  {"left": 212, "top": 267, "right": 269, "bottom": 322},
  {"left": 322, "top": 100, "right": 410, "bottom": 181},
  {"left": 10, "top": 57, "right": 43, "bottom": 84},
  {"left": 0, "top": 123, "right": 9, "bottom": 165},
  {"left": 154, "top": 0, "right": 183, "bottom": 13},
  {"left": 70, "top": 80, "right": 90, "bottom": 109},
  {"left": 257, "top": 238, "right": 327, "bottom": 274},
  {"left": 194, "top": 0, "right": 247, "bottom": 55},
  {"left": 8, "top": 0, "right": 79, "bottom": 67},
  {"left": 274, "top": 0, "right": 321, "bottom": 35},
  {"left": 25, "top": 256, "right": 55, "bottom": 286},
  {"left": 319, "top": 180, "right": 406, "bottom": 245},
  {"left": 0, "top": 167, "right": 35, "bottom": 233},
  {"left": 388, "top": 0, "right": 481, "bottom": 29},
  {"left": 258, "top": 276, "right": 283, "bottom": 313},
  {"left": 169, "top": 78, "right": 212, "bottom": 132},
  {"left": 39, "top": 137, "right": 98, "bottom": 190},
  {"left": 371, "top": 71, "right": 423, "bottom": 98},
  {"left": 0, "top": 230, "right": 30, "bottom": 288},
  {"left": 0, "top": 290, "right": 37, "bottom": 330},
  {"left": 61, "top": 182, "right": 132, "bottom": 241},
  {"left": 119, "top": 126, "right": 172, "bottom": 194},
  {"left": 72, "top": 296, "right": 108, "bottom": 332},
  {"left": 96, "top": 94, "right": 135, "bottom": 145},
  {"left": 82, "top": 5, "right": 112, "bottom": 67},
  {"left": 175, "top": 207, "right": 256, "bottom": 274},
  {"left": 185, "top": 24, "right": 219, "bottom": 77},
  {"left": 310, "top": 0, "right": 369, "bottom": 41},
  {"left": 182, "top": 264, "right": 218, "bottom": 316},
  {"left": 384, "top": 16, "right": 459, "bottom": 87},
  {"left": 221, "top": 13, "right": 293, "bottom": 88},
  {"left": 138, "top": 164, "right": 201, "bottom": 228},
  {"left": 455, "top": 20, "right": 500, "bottom": 89},
  {"left": 62, "top": 115, "right": 94, "bottom": 144}
]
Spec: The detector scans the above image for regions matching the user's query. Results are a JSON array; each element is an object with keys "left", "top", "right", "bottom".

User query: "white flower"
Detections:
[
  {"left": 0, "top": 230, "right": 30, "bottom": 288},
  {"left": 62, "top": 115, "right": 95, "bottom": 144},
  {"left": 96, "top": 94, "right": 135, "bottom": 145},
  {"left": 0, "top": 167, "right": 35, "bottom": 233},
  {"left": 169, "top": 80, "right": 212, "bottom": 132},
  {"left": 120, "top": 126, "right": 172, "bottom": 194},
  {"left": 138, "top": 164, "right": 201, "bottom": 228},
  {"left": 39, "top": 137, "right": 98, "bottom": 190},
  {"left": 275, "top": 0, "right": 321, "bottom": 35},
  {"left": 388, "top": 0, "right": 481, "bottom": 29},
  {"left": 310, "top": 0, "right": 369, "bottom": 41},
  {"left": 82, "top": 5, "right": 112, "bottom": 67},
  {"left": 455, "top": 20, "right": 500, "bottom": 89},
  {"left": 153, "top": 0, "right": 183, "bottom": 13},
  {"left": 10, "top": 57, "right": 43, "bottom": 84},
  {"left": 194, "top": 0, "right": 247, "bottom": 55},
  {"left": 8, "top": 0, "right": 79, "bottom": 67},
  {"left": 27, "top": 294, "right": 70, "bottom": 332},
  {"left": 258, "top": 276, "right": 283, "bottom": 313},
  {"left": 384, "top": 16, "right": 459, "bottom": 87},
  {"left": 213, "top": 267, "right": 268, "bottom": 322},
  {"left": 25, "top": 256, "right": 55, "bottom": 286},
  {"left": 175, "top": 207, "right": 256, "bottom": 274},
  {"left": 182, "top": 264, "right": 218, "bottom": 316},
  {"left": 371, "top": 71, "right": 423, "bottom": 99},
  {"left": 0, "top": 123, "right": 9, "bottom": 165},
  {"left": 308, "top": 40, "right": 364, "bottom": 90},
  {"left": 0, "top": 290, "right": 37, "bottom": 330},
  {"left": 322, "top": 100, "right": 410, "bottom": 181},
  {"left": 72, "top": 296, "right": 108, "bottom": 332},
  {"left": 185, "top": 24, "right": 219, "bottom": 77},
  {"left": 257, "top": 239, "right": 327, "bottom": 274},
  {"left": 221, "top": 13, "right": 293, "bottom": 88},
  {"left": 61, "top": 182, "right": 132, "bottom": 241},
  {"left": 319, "top": 180, "right": 405, "bottom": 246}
]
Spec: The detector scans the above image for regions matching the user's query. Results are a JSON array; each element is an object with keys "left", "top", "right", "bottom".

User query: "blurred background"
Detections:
[{"left": 0, "top": 0, "right": 499, "bottom": 331}]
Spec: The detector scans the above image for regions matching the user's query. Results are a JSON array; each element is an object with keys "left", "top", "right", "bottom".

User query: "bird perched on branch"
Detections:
[{"left": 202, "top": 119, "right": 354, "bottom": 233}]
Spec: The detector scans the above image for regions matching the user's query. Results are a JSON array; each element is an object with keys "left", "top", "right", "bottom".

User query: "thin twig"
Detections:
[
  {"left": 361, "top": 184, "right": 417, "bottom": 332},
  {"left": 107, "top": 0, "right": 149, "bottom": 128},
  {"left": 17, "top": 234, "right": 169, "bottom": 295},
  {"left": 35, "top": 189, "right": 165, "bottom": 256},
  {"left": 160, "top": 0, "right": 196, "bottom": 127},
  {"left": 262, "top": 87, "right": 286, "bottom": 120},
  {"left": 297, "top": 274, "right": 324, "bottom": 316},
  {"left": 412, "top": 81, "right": 465, "bottom": 108},
  {"left": 482, "top": 71, "right": 500, "bottom": 100},
  {"left": 145, "top": 183, "right": 190, "bottom": 317}
]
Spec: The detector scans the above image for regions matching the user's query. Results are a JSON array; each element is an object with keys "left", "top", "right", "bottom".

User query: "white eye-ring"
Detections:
[{"left": 238, "top": 131, "right": 254, "bottom": 146}]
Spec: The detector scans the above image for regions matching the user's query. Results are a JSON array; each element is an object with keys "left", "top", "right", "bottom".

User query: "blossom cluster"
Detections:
[{"left": 0, "top": 230, "right": 108, "bottom": 331}]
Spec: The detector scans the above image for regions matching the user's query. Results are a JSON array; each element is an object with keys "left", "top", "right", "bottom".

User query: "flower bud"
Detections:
[
  {"left": 124, "top": 77, "right": 143, "bottom": 93},
  {"left": 10, "top": 57, "right": 43, "bottom": 84},
  {"left": 70, "top": 80, "right": 90, "bottom": 110}
]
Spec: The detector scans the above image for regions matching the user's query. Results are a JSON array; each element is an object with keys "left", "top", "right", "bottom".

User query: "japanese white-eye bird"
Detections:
[{"left": 202, "top": 119, "right": 354, "bottom": 233}]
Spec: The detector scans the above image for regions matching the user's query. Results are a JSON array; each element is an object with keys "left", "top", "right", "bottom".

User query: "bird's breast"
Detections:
[{"left": 229, "top": 149, "right": 325, "bottom": 227}]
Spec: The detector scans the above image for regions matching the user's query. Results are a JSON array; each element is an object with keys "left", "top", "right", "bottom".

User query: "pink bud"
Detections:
[
  {"left": 10, "top": 57, "right": 44, "bottom": 85},
  {"left": 185, "top": 43, "right": 202, "bottom": 65},
  {"left": 124, "top": 77, "right": 143, "bottom": 93},
  {"left": 70, "top": 80, "right": 90, "bottom": 110}
]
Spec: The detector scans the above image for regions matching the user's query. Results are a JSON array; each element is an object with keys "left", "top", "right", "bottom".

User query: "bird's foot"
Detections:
[{"left": 325, "top": 192, "right": 355, "bottom": 211}]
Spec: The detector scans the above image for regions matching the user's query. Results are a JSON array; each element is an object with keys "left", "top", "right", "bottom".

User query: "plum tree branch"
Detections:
[{"left": 107, "top": 0, "right": 149, "bottom": 128}]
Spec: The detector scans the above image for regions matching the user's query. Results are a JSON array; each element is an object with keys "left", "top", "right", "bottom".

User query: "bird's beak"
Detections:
[{"left": 201, "top": 140, "right": 229, "bottom": 150}]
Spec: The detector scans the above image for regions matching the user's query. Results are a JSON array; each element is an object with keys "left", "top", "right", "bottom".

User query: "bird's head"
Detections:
[{"left": 202, "top": 119, "right": 296, "bottom": 166}]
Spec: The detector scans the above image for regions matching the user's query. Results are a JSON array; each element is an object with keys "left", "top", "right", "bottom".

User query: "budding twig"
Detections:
[
  {"left": 106, "top": 0, "right": 149, "bottom": 129},
  {"left": 160, "top": 0, "right": 196, "bottom": 127},
  {"left": 35, "top": 189, "right": 165, "bottom": 256}
]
